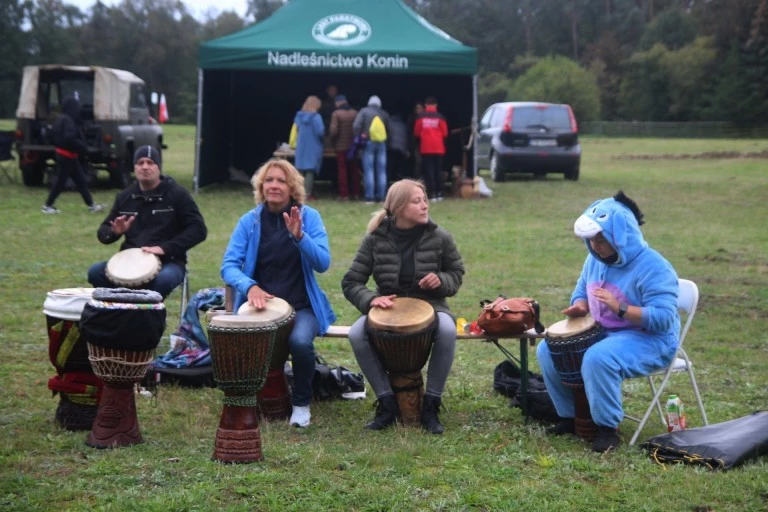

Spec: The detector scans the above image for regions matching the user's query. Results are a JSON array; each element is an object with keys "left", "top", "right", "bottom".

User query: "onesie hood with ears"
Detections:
[{"left": 573, "top": 192, "right": 648, "bottom": 267}]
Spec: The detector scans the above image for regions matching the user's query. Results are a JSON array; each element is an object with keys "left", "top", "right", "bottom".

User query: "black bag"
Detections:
[
  {"left": 641, "top": 411, "right": 768, "bottom": 470},
  {"left": 143, "top": 365, "right": 215, "bottom": 388},
  {"left": 286, "top": 354, "right": 366, "bottom": 401},
  {"left": 493, "top": 360, "right": 559, "bottom": 423}
]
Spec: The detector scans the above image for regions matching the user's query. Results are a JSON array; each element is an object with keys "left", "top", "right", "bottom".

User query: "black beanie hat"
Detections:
[{"left": 133, "top": 145, "right": 161, "bottom": 168}]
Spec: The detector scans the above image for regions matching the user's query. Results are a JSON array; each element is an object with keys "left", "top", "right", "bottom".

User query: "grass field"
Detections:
[{"left": 1, "top": 124, "right": 767, "bottom": 511}]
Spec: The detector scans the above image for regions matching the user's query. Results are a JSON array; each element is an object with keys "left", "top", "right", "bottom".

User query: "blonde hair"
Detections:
[
  {"left": 251, "top": 158, "right": 306, "bottom": 205},
  {"left": 301, "top": 95, "right": 321, "bottom": 112},
  {"left": 367, "top": 179, "right": 427, "bottom": 233}
]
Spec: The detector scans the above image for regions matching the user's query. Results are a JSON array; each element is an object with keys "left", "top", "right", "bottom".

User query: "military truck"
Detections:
[{"left": 15, "top": 65, "right": 165, "bottom": 188}]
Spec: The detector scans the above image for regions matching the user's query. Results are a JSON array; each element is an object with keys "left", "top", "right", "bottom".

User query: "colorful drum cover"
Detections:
[{"left": 80, "top": 288, "right": 166, "bottom": 351}]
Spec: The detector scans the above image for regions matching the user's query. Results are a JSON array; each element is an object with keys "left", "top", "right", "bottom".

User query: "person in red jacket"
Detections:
[{"left": 413, "top": 97, "right": 448, "bottom": 201}]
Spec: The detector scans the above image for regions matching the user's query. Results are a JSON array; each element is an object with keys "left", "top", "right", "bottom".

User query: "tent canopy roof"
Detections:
[{"left": 199, "top": 0, "right": 477, "bottom": 75}]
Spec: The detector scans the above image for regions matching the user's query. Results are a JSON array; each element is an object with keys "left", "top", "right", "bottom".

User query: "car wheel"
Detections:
[
  {"left": 110, "top": 160, "right": 131, "bottom": 189},
  {"left": 21, "top": 161, "right": 45, "bottom": 187},
  {"left": 490, "top": 153, "right": 505, "bottom": 182},
  {"left": 565, "top": 167, "right": 580, "bottom": 181}
]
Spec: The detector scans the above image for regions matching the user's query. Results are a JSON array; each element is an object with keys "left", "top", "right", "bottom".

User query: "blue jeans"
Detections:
[
  {"left": 362, "top": 141, "right": 388, "bottom": 201},
  {"left": 87, "top": 260, "right": 185, "bottom": 299},
  {"left": 288, "top": 308, "right": 318, "bottom": 406}
]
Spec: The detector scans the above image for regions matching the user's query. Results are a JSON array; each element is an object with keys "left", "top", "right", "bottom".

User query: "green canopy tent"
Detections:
[{"left": 194, "top": 0, "right": 478, "bottom": 191}]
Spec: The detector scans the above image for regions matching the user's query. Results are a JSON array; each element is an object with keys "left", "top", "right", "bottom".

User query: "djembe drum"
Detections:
[
  {"left": 106, "top": 248, "right": 161, "bottom": 288},
  {"left": 238, "top": 299, "right": 296, "bottom": 421},
  {"left": 80, "top": 288, "right": 166, "bottom": 448},
  {"left": 545, "top": 315, "right": 606, "bottom": 440},
  {"left": 366, "top": 297, "right": 437, "bottom": 425},
  {"left": 43, "top": 287, "right": 103, "bottom": 431},
  {"left": 207, "top": 302, "right": 294, "bottom": 463}
]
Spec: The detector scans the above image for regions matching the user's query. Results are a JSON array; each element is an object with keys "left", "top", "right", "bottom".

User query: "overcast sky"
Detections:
[{"left": 64, "top": 0, "right": 250, "bottom": 21}]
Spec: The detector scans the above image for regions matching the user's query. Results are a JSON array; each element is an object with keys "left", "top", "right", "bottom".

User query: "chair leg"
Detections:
[
  {"left": 179, "top": 272, "right": 190, "bottom": 320},
  {"left": 646, "top": 376, "right": 666, "bottom": 427},
  {"left": 629, "top": 368, "right": 676, "bottom": 446}
]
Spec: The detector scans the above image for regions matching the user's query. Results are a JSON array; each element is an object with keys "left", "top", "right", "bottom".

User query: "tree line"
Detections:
[{"left": 1, "top": 0, "right": 766, "bottom": 127}]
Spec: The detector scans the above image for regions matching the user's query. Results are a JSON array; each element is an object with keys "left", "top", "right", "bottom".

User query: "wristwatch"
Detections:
[{"left": 617, "top": 302, "right": 629, "bottom": 318}]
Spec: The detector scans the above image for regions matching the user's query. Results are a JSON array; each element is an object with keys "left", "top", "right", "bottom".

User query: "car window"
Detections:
[
  {"left": 130, "top": 84, "right": 149, "bottom": 109},
  {"left": 58, "top": 80, "right": 95, "bottom": 106},
  {"left": 512, "top": 106, "right": 572, "bottom": 130},
  {"left": 480, "top": 107, "right": 495, "bottom": 128},
  {"left": 490, "top": 107, "right": 505, "bottom": 127}
]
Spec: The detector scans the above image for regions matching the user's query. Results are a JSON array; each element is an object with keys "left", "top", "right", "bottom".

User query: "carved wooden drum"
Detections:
[
  {"left": 106, "top": 248, "right": 161, "bottom": 288},
  {"left": 366, "top": 297, "right": 437, "bottom": 425},
  {"left": 546, "top": 314, "right": 606, "bottom": 440}
]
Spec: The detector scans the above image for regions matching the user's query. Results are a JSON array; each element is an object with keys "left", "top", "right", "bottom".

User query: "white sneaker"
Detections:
[
  {"left": 289, "top": 405, "right": 311, "bottom": 427},
  {"left": 41, "top": 205, "right": 61, "bottom": 214},
  {"left": 88, "top": 203, "right": 106, "bottom": 213}
]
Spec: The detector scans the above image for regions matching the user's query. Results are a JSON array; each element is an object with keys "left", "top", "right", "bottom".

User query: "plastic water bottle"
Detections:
[
  {"left": 456, "top": 317, "right": 468, "bottom": 334},
  {"left": 666, "top": 394, "right": 687, "bottom": 432}
]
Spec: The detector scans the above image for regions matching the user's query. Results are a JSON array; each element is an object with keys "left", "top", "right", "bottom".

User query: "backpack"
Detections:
[
  {"left": 369, "top": 115, "right": 387, "bottom": 142},
  {"left": 288, "top": 122, "right": 298, "bottom": 149},
  {"left": 493, "top": 360, "right": 559, "bottom": 423}
]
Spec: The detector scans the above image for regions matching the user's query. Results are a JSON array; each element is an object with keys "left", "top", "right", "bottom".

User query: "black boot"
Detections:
[
  {"left": 546, "top": 418, "right": 576, "bottom": 436},
  {"left": 365, "top": 394, "right": 399, "bottom": 430},
  {"left": 591, "top": 426, "right": 621, "bottom": 453},
  {"left": 421, "top": 394, "right": 444, "bottom": 435}
]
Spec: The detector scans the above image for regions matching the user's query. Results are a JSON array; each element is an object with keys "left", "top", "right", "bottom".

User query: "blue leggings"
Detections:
[{"left": 536, "top": 331, "right": 677, "bottom": 428}]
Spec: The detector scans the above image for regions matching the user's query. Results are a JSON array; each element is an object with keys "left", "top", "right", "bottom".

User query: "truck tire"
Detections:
[{"left": 21, "top": 161, "right": 45, "bottom": 187}]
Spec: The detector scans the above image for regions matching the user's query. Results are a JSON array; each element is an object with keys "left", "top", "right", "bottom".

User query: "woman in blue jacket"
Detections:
[
  {"left": 293, "top": 95, "right": 325, "bottom": 200},
  {"left": 221, "top": 158, "right": 336, "bottom": 428}
]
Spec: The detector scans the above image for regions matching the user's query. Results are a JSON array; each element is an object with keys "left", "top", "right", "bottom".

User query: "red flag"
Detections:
[{"left": 158, "top": 94, "right": 169, "bottom": 124}]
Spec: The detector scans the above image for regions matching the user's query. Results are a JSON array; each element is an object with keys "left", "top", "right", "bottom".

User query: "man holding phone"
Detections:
[{"left": 87, "top": 146, "right": 207, "bottom": 298}]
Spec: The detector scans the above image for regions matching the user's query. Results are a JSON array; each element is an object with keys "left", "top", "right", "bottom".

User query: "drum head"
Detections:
[
  {"left": 367, "top": 297, "right": 435, "bottom": 333},
  {"left": 43, "top": 287, "right": 95, "bottom": 321},
  {"left": 547, "top": 314, "right": 596, "bottom": 338},
  {"left": 237, "top": 296, "right": 293, "bottom": 322},
  {"left": 106, "top": 248, "right": 161, "bottom": 287}
]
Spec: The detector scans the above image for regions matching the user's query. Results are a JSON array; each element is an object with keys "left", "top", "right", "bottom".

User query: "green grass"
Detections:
[{"left": 1, "top": 126, "right": 767, "bottom": 511}]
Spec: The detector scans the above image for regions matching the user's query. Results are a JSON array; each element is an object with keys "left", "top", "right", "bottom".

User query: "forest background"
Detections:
[{"left": 1, "top": 0, "right": 767, "bottom": 131}]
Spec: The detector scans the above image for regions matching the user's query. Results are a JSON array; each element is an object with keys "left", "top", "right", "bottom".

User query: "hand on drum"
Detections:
[
  {"left": 141, "top": 246, "right": 165, "bottom": 256},
  {"left": 247, "top": 285, "right": 274, "bottom": 310},
  {"left": 283, "top": 206, "right": 303, "bottom": 240},
  {"left": 370, "top": 294, "right": 397, "bottom": 309},
  {"left": 110, "top": 215, "right": 135, "bottom": 235},
  {"left": 418, "top": 272, "right": 441, "bottom": 290},
  {"left": 562, "top": 300, "right": 589, "bottom": 318}
]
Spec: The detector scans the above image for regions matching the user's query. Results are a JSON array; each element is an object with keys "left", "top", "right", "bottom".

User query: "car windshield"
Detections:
[{"left": 512, "top": 106, "right": 571, "bottom": 131}]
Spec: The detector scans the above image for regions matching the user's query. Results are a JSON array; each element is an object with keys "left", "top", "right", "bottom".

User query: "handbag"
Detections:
[{"left": 476, "top": 296, "right": 545, "bottom": 336}]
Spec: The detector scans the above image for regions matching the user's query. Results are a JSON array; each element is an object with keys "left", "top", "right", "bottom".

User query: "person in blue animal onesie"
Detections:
[{"left": 536, "top": 191, "right": 680, "bottom": 452}]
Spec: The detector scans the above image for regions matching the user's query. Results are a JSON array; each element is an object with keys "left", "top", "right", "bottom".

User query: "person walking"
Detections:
[{"left": 42, "top": 97, "right": 104, "bottom": 214}]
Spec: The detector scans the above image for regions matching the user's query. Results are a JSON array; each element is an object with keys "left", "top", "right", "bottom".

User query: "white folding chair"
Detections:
[
  {"left": 626, "top": 278, "right": 708, "bottom": 445},
  {"left": 179, "top": 269, "right": 190, "bottom": 320}
]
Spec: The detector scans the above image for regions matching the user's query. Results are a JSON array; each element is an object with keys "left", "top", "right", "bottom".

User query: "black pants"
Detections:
[
  {"left": 421, "top": 154, "right": 444, "bottom": 198},
  {"left": 46, "top": 155, "right": 93, "bottom": 207}
]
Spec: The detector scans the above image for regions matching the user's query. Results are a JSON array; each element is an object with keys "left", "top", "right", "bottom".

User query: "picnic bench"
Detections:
[{"left": 323, "top": 325, "right": 546, "bottom": 422}]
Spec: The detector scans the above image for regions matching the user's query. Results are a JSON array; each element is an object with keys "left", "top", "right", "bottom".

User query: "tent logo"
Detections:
[{"left": 312, "top": 14, "right": 371, "bottom": 46}]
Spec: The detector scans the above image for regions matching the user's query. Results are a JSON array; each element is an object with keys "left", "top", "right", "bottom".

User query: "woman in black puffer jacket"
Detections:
[{"left": 342, "top": 179, "right": 464, "bottom": 434}]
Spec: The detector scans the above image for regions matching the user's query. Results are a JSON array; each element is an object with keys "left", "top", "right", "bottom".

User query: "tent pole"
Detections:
[
  {"left": 471, "top": 73, "right": 478, "bottom": 179},
  {"left": 193, "top": 68, "right": 204, "bottom": 195}
]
